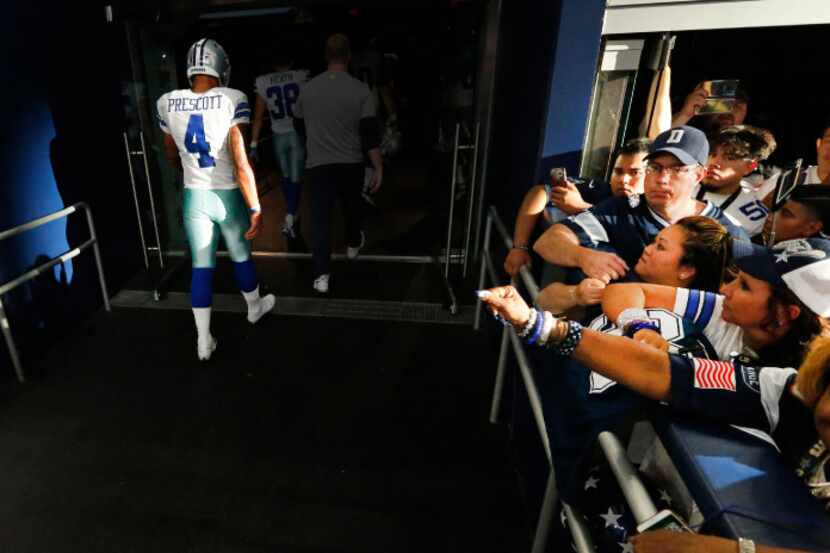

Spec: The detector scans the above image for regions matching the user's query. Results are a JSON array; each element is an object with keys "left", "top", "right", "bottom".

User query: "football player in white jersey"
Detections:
[
  {"left": 251, "top": 53, "right": 309, "bottom": 239},
  {"left": 694, "top": 125, "right": 777, "bottom": 237},
  {"left": 157, "top": 38, "right": 275, "bottom": 361}
]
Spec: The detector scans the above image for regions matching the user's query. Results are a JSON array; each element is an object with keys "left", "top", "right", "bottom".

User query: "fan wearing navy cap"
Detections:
[
  {"left": 479, "top": 241, "right": 830, "bottom": 553},
  {"left": 764, "top": 185, "right": 830, "bottom": 244},
  {"left": 535, "top": 126, "right": 748, "bottom": 285}
]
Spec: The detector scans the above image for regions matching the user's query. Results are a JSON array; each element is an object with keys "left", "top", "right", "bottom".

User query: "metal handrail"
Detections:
[
  {"left": 476, "top": 205, "right": 594, "bottom": 553},
  {"left": 0, "top": 202, "right": 110, "bottom": 382}
]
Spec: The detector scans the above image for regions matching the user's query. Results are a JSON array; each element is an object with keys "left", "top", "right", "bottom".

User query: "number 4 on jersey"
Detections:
[{"left": 184, "top": 114, "right": 215, "bottom": 168}]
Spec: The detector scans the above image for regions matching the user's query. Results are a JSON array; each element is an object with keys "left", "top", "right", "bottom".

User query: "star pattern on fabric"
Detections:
[
  {"left": 600, "top": 507, "right": 622, "bottom": 528},
  {"left": 774, "top": 250, "right": 790, "bottom": 263},
  {"left": 584, "top": 475, "right": 599, "bottom": 490},
  {"left": 659, "top": 489, "right": 673, "bottom": 505}
]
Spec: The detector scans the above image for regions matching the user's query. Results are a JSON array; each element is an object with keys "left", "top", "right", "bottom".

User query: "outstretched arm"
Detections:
[
  {"left": 481, "top": 285, "right": 671, "bottom": 401},
  {"left": 534, "top": 224, "right": 629, "bottom": 282},
  {"left": 602, "top": 282, "right": 680, "bottom": 323},
  {"left": 229, "top": 125, "right": 262, "bottom": 240},
  {"left": 632, "top": 530, "right": 810, "bottom": 553}
]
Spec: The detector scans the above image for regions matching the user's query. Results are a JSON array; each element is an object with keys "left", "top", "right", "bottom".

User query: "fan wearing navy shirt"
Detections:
[
  {"left": 504, "top": 139, "right": 650, "bottom": 278},
  {"left": 534, "top": 126, "right": 749, "bottom": 284}
]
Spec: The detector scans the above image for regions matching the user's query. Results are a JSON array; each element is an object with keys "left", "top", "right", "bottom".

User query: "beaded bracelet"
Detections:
[
  {"left": 517, "top": 308, "right": 538, "bottom": 338},
  {"left": 551, "top": 320, "right": 583, "bottom": 356}
]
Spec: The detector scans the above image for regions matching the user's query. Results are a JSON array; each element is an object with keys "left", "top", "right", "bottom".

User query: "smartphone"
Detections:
[
  {"left": 698, "top": 79, "right": 740, "bottom": 115},
  {"left": 635, "top": 509, "right": 692, "bottom": 534},
  {"left": 550, "top": 167, "right": 568, "bottom": 187}
]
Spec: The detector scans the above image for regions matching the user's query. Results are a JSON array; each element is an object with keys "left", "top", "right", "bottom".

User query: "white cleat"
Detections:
[
  {"left": 346, "top": 231, "right": 366, "bottom": 259},
  {"left": 197, "top": 335, "right": 217, "bottom": 361},
  {"left": 313, "top": 274, "right": 330, "bottom": 294},
  {"left": 247, "top": 294, "right": 276, "bottom": 324}
]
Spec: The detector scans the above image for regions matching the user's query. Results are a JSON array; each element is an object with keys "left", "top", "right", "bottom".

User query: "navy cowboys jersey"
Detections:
[
  {"left": 560, "top": 195, "right": 749, "bottom": 269},
  {"left": 692, "top": 181, "right": 768, "bottom": 237},
  {"left": 157, "top": 87, "right": 250, "bottom": 189},
  {"left": 545, "top": 307, "right": 719, "bottom": 501},
  {"left": 668, "top": 354, "right": 818, "bottom": 470}
]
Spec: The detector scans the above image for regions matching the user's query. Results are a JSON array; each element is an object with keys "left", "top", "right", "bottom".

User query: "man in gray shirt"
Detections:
[{"left": 293, "top": 34, "right": 383, "bottom": 294}]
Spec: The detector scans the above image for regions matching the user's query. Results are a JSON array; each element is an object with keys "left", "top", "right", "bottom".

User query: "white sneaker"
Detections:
[
  {"left": 313, "top": 274, "right": 330, "bottom": 294},
  {"left": 347, "top": 231, "right": 366, "bottom": 259},
  {"left": 247, "top": 294, "right": 276, "bottom": 324},
  {"left": 197, "top": 335, "right": 217, "bottom": 361}
]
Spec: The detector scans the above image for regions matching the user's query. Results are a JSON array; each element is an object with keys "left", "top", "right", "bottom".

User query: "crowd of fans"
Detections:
[{"left": 489, "top": 85, "right": 830, "bottom": 552}]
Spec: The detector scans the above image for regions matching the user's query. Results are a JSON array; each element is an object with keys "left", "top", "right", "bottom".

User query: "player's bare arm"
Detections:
[
  {"left": 229, "top": 125, "right": 261, "bottom": 239},
  {"left": 602, "top": 282, "right": 680, "bottom": 323},
  {"left": 162, "top": 133, "right": 181, "bottom": 171}
]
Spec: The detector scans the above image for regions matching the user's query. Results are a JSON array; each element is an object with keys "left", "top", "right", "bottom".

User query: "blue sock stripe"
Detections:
[
  {"left": 233, "top": 259, "right": 258, "bottom": 293},
  {"left": 191, "top": 267, "right": 214, "bottom": 308}
]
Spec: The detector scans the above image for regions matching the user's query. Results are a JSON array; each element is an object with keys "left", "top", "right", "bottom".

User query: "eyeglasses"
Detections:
[{"left": 645, "top": 163, "right": 699, "bottom": 178}]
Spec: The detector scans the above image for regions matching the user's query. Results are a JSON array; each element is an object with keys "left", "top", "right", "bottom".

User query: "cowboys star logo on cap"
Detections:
[{"left": 773, "top": 239, "right": 828, "bottom": 263}]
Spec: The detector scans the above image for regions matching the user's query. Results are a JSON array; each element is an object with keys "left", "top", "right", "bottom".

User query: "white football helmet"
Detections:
[{"left": 186, "top": 38, "right": 231, "bottom": 86}]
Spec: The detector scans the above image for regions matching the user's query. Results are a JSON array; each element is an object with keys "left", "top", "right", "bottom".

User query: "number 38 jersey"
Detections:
[
  {"left": 156, "top": 87, "right": 251, "bottom": 190},
  {"left": 254, "top": 70, "right": 308, "bottom": 135}
]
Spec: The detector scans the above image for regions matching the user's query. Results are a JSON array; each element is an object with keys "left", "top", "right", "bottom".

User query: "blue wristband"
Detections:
[
  {"left": 249, "top": 205, "right": 261, "bottom": 214},
  {"left": 623, "top": 320, "right": 659, "bottom": 338},
  {"left": 526, "top": 309, "right": 545, "bottom": 345}
]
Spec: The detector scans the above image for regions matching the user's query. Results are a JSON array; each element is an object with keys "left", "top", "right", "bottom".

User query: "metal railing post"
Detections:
[
  {"left": 598, "top": 431, "right": 658, "bottom": 524},
  {"left": 83, "top": 204, "right": 111, "bottom": 312},
  {"left": 444, "top": 123, "right": 461, "bottom": 278},
  {"left": 489, "top": 323, "right": 510, "bottom": 423},
  {"left": 462, "top": 121, "right": 481, "bottom": 277},
  {"left": 0, "top": 297, "right": 24, "bottom": 382},
  {"left": 139, "top": 131, "right": 165, "bottom": 269},
  {"left": 474, "top": 211, "right": 493, "bottom": 331},
  {"left": 123, "top": 132, "right": 150, "bottom": 269}
]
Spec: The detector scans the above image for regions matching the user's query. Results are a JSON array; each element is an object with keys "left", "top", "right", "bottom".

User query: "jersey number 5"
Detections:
[
  {"left": 266, "top": 83, "right": 300, "bottom": 120},
  {"left": 739, "top": 200, "right": 769, "bottom": 222},
  {"left": 184, "top": 114, "right": 215, "bottom": 168}
]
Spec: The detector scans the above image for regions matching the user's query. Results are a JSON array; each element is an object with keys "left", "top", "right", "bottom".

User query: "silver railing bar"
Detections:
[
  {"left": 462, "top": 121, "right": 481, "bottom": 277},
  {"left": 139, "top": 131, "right": 165, "bottom": 269},
  {"left": 444, "top": 123, "right": 461, "bottom": 278},
  {"left": 478, "top": 204, "right": 595, "bottom": 553},
  {"left": 123, "top": 132, "right": 149, "bottom": 270},
  {"left": 0, "top": 204, "right": 81, "bottom": 242},
  {"left": 0, "top": 298, "right": 24, "bottom": 382},
  {"left": 0, "top": 239, "right": 92, "bottom": 297},
  {"left": 0, "top": 201, "right": 110, "bottom": 382},
  {"left": 474, "top": 211, "right": 493, "bottom": 331},
  {"left": 151, "top": 249, "right": 459, "bottom": 264},
  {"left": 483, "top": 249, "right": 551, "bottom": 461},
  {"left": 597, "top": 431, "right": 658, "bottom": 524}
]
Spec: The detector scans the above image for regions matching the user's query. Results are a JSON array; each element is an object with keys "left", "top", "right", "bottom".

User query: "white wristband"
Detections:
[
  {"left": 249, "top": 205, "right": 261, "bottom": 214},
  {"left": 538, "top": 311, "right": 556, "bottom": 345},
  {"left": 738, "top": 538, "right": 756, "bottom": 553},
  {"left": 617, "top": 308, "right": 650, "bottom": 329}
]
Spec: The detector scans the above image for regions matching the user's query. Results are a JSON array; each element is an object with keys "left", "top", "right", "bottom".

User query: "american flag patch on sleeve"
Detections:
[{"left": 693, "top": 358, "right": 736, "bottom": 391}]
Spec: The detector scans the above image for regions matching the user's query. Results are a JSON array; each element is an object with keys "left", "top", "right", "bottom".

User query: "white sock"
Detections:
[
  {"left": 242, "top": 286, "right": 261, "bottom": 311},
  {"left": 193, "top": 307, "right": 212, "bottom": 342}
]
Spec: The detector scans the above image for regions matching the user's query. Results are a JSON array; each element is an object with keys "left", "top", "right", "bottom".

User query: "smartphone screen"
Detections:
[{"left": 550, "top": 167, "right": 567, "bottom": 187}]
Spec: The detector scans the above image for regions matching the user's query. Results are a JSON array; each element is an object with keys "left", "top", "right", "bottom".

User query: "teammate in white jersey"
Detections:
[
  {"left": 157, "top": 38, "right": 275, "bottom": 361},
  {"left": 251, "top": 54, "right": 309, "bottom": 238},
  {"left": 694, "top": 125, "right": 777, "bottom": 237}
]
